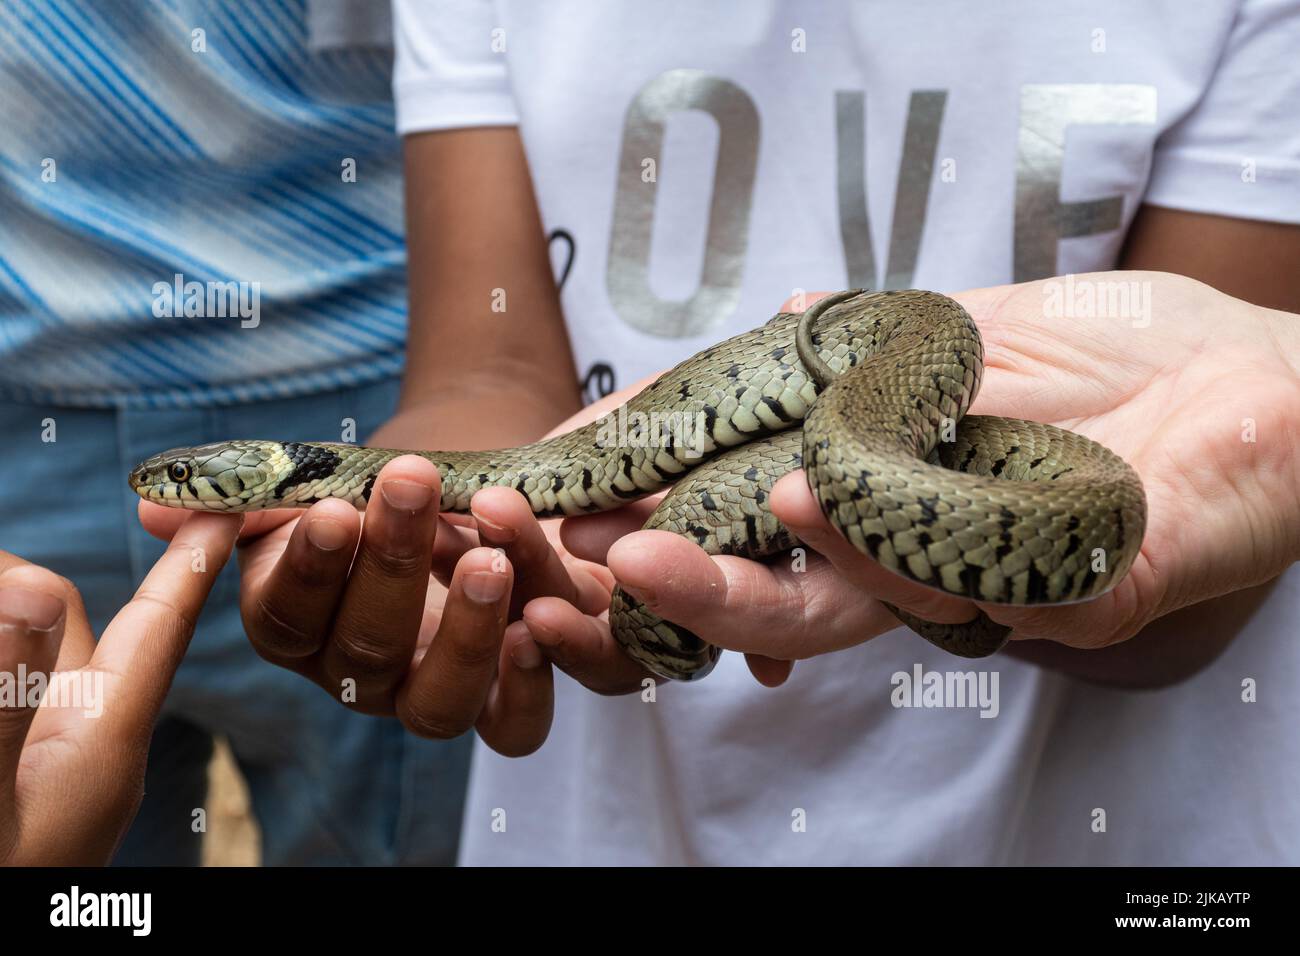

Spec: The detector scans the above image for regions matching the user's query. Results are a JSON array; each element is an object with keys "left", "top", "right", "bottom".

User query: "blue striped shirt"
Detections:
[{"left": 0, "top": 0, "right": 406, "bottom": 408}]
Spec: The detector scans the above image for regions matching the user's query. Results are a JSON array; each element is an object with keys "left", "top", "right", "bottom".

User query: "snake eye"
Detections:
[{"left": 168, "top": 462, "right": 192, "bottom": 483}]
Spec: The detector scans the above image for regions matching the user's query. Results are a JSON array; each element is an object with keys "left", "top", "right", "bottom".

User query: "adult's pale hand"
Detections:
[
  {"left": 0, "top": 514, "right": 237, "bottom": 865},
  {"left": 548, "top": 272, "right": 1300, "bottom": 684}
]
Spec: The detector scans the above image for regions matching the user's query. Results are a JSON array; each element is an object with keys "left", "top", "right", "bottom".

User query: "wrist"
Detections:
[
  {"left": 402, "top": 358, "right": 579, "bottom": 414},
  {"left": 378, "top": 366, "right": 581, "bottom": 450}
]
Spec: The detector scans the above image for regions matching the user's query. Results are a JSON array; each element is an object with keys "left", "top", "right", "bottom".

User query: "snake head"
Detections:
[{"left": 129, "top": 441, "right": 289, "bottom": 512}]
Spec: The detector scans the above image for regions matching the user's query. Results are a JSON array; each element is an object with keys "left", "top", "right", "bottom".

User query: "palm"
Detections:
[{"left": 967, "top": 276, "right": 1294, "bottom": 644}]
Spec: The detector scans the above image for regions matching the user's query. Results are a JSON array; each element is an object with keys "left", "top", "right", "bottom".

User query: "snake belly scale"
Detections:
[{"left": 130, "top": 291, "right": 1147, "bottom": 681}]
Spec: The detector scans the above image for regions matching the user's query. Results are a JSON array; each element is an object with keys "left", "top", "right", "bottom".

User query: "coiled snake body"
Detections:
[{"left": 131, "top": 291, "right": 1146, "bottom": 681}]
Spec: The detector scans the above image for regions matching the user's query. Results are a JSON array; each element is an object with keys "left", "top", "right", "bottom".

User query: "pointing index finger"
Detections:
[{"left": 95, "top": 512, "right": 241, "bottom": 732}]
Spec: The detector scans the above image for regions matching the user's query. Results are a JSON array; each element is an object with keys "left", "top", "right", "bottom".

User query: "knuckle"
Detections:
[
  {"left": 130, "top": 591, "right": 197, "bottom": 639},
  {"left": 361, "top": 547, "right": 429, "bottom": 581},
  {"left": 440, "top": 631, "right": 501, "bottom": 672},
  {"left": 245, "top": 597, "right": 320, "bottom": 657},
  {"left": 332, "top": 635, "right": 404, "bottom": 682}
]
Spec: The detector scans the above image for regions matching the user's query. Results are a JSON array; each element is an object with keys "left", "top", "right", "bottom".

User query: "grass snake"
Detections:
[{"left": 130, "top": 290, "right": 1147, "bottom": 681}]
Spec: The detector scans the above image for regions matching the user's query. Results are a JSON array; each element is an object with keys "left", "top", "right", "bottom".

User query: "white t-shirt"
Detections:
[{"left": 394, "top": 0, "right": 1300, "bottom": 864}]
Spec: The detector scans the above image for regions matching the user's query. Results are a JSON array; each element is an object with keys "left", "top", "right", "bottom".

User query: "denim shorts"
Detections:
[{"left": 0, "top": 378, "right": 471, "bottom": 865}]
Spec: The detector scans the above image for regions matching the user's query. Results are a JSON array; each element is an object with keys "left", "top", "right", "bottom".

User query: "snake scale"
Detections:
[{"left": 130, "top": 290, "right": 1147, "bottom": 681}]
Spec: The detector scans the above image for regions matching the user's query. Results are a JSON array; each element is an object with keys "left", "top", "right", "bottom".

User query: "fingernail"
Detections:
[
  {"left": 306, "top": 517, "right": 349, "bottom": 552},
  {"left": 510, "top": 637, "right": 543, "bottom": 670},
  {"left": 0, "top": 587, "right": 65, "bottom": 632},
  {"left": 463, "top": 571, "right": 508, "bottom": 604},
  {"left": 381, "top": 479, "right": 433, "bottom": 511},
  {"left": 475, "top": 513, "right": 518, "bottom": 544}
]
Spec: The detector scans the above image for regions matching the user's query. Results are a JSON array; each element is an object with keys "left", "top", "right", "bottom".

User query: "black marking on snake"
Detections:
[
  {"left": 1062, "top": 533, "right": 1082, "bottom": 559},
  {"left": 917, "top": 495, "right": 941, "bottom": 524},
  {"left": 744, "top": 514, "right": 759, "bottom": 546},
  {"left": 1113, "top": 506, "right": 1126, "bottom": 552},
  {"left": 1066, "top": 515, "right": 1081, "bottom": 532},
  {"left": 186, "top": 480, "right": 200, "bottom": 500},
  {"left": 957, "top": 563, "right": 983, "bottom": 597},
  {"left": 581, "top": 468, "right": 594, "bottom": 491},
  {"left": 611, "top": 457, "right": 642, "bottom": 499},
  {"left": 552, "top": 475, "right": 565, "bottom": 493},
  {"left": 700, "top": 491, "right": 719, "bottom": 511},
  {"left": 743, "top": 465, "right": 759, "bottom": 482},
  {"left": 361, "top": 473, "right": 378, "bottom": 502},
  {"left": 702, "top": 405, "right": 718, "bottom": 437},
  {"left": 761, "top": 396, "right": 793, "bottom": 422},
  {"left": 1024, "top": 563, "right": 1050, "bottom": 603},
  {"left": 991, "top": 457, "right": 1007, "bottom": 477},
  {"left": 725, "top": 363, "right": 741, "bottom": 380},
  {"left": 1078, "top": 566, "right": 1100, "bottom": 597},
  {"left": 657, "top": 622, "right": 708, "bottom": 659},
  {"left": 998, "top": 506, "right": 1017, "bottom": 532},
  {"left": 645, "top": 457, "right": 672, "bottom": 482},
  {"left": 274, "top": 442, "right": 344, "bottom": 500},
  {"left": 1030, "top": 456, "right": 1046, "bottom": 469},
  {"left": 686, "top": 523, "right": 710, "bottom": 546}
]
